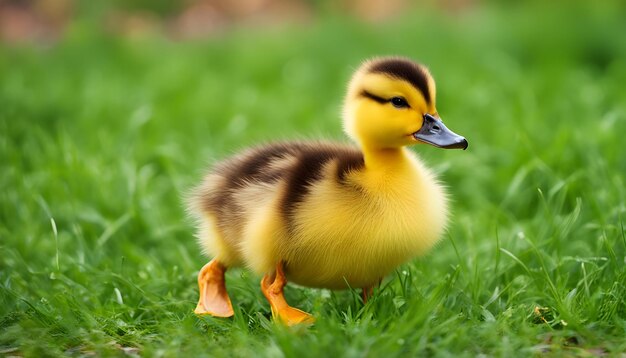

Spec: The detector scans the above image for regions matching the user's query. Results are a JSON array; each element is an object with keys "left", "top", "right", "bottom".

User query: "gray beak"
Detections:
[{"left": 413, "top": 114, "right": 468, "bottom": 150}]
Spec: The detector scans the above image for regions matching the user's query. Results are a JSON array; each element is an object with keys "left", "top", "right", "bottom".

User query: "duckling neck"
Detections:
[
  {"left": 360, "top": 145, "right": 411, "bottom": 173},
  {"left": 356, "top": 144, "right": 424, "bottom": 199}
]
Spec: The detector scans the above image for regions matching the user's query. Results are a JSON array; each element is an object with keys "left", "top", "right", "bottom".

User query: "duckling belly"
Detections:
[
  {"left": 284, "top": 232, "right": 412, "bottom": 289},
  {"left": 283, "top": 179, "right": 447, "bottom": 289}
]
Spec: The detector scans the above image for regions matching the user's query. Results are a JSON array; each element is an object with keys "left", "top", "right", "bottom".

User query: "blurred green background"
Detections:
[{"left": 1, "top": 0, "right": 625, "bottom": 356}]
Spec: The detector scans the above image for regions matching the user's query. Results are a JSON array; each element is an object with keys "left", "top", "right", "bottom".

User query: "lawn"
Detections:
[{"left": 1, "top": 2, "right": 626, "bottom": 357}]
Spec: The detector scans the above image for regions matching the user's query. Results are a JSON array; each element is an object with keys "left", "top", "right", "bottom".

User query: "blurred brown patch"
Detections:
[
  {"left": 168, "top": 0, "right": 312, "bottom": 39},
  {"left": 0, "top": 0, "right": 423, "bottom": 43},
  {"left": 345, "top": 0, "right": 408, "bottom": 23},
  {"left": 0, "top": 0, "right": 71, "bottom": 44},
  {"left": 105, "top": 10, "right": 162, "bottom": 39},
  {"left": 166, "top": 0, "right": 225, "bottom": 39}
]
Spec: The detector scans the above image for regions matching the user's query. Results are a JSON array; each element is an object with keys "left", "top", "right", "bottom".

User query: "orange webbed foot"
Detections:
[
  {"left": 195, "top": 259, "right": 234, "bottom": 318},
  {"left": 261, "top": 262, "right": 315, "bottom": 326},
  {"left": 273, "top": 305, "right": 315, "bottom": 326}
]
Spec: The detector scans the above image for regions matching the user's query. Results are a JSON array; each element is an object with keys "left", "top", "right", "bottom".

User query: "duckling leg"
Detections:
[
  {"left": 261, "top": 262, "right": 315, "bottom": 326},
  {"left": 361, "top": 286, "right": 374, "bottom": 304},
  {"left": 194, "top": 259, "right": 234, "bottom": 317},
  {"left": 361, "top": 278, "right": 381, "bottom": 304}
]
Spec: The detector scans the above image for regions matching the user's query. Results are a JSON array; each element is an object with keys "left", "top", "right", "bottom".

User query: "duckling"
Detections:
[{"left": 187, "top": 56, "right": 468, "bottom": 325}]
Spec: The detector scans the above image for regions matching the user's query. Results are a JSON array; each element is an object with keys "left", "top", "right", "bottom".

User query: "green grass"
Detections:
[{"left": 2, "top": 2, "right": 626, "bottom": 356}]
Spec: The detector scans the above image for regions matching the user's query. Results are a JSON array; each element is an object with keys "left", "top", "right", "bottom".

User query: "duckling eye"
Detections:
[{"left": 390, "top": 97, "right": 409, "bottom": 109}]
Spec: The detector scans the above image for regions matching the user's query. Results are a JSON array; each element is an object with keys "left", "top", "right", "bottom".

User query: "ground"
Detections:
[{"left": 1, "top": 2, "right": 625, "bottom": 357}]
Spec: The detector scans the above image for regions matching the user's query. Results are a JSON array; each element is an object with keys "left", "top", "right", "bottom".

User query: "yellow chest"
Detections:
[{"left": 284, "top": 158, "right": 448, "bottom": 289}]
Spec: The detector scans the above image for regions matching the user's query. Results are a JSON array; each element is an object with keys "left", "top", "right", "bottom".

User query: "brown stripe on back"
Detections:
[
  {"left": 222, "top": 142, "right": 304, "bottom": 187},
  {"left": 280, "top": 144, "right": 364, "bottom": 222},
  {"left": 196, "top": 141, "right": 365, "bottom": 235},
  {"left": 200, "top": 142, "right": 304, "bottom": 218},
  {"left": 369, "top": 58, "right": 432, "bottom": 104},
  {"left": 281, "top": 149, "right": 335, "bottom": 218},
  {"left": 336, "top": 150, "right": 364, "bottom": 182}
]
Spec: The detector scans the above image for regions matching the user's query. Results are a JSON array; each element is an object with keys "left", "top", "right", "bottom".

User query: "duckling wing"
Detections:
[
  {"left": 192, "top": 141, "right": 363, "bottom": 218},
  {"left": 188, "top": 141, "right": 365, "bottom": 263}
]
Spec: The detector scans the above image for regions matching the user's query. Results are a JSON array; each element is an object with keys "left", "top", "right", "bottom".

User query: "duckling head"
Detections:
[{"left": 343, "top": 57, "right": 468, "bottom": 150}]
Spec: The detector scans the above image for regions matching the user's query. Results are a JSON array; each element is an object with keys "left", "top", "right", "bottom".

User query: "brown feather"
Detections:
[{"left": 189, "top": 141, "right": 365, "bottom": 245}]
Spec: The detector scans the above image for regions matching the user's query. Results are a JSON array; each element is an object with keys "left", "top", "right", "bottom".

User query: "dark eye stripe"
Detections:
[
  {"left": 361, "top": 90, "right": 387, "bottom": 104},
  {"left": 361, "top": 91, "right": 410, "bottom": 108}
]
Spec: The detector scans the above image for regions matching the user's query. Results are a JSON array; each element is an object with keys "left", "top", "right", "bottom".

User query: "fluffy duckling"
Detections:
[{"left": 188, "top": 57, "right": 467, "bottom": 325}]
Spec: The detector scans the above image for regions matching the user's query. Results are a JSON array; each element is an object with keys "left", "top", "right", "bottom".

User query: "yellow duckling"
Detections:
[{"left": 188, "top": 56, "right": 468, "bottom": 325}]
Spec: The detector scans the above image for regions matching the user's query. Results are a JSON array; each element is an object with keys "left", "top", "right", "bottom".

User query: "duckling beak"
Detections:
[{"left": 413, "top": 114, "right": 468, "bottom": 150}]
